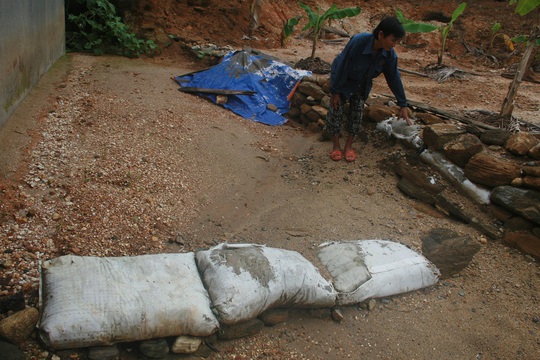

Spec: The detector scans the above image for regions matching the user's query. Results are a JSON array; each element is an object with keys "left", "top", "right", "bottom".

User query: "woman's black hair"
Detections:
[{"left": 372, "top": 16, "right": 406, "bottom": 39}]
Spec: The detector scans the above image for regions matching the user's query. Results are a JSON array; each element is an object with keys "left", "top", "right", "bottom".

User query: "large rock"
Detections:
[
  {"left": 394, "top": 160, "right": 446, "bottom": 195},
  {"left": 397, "top": 177, "right": 437, "bottom": 205},
  {"left": 416, "top": 112, "right": 444, "bottom": 125},
  {"left": 502, "top": 231, "right": 540, "bottom": 259},
  {"left": 529, "top": 143, "right": 540, "bottom": 160},
  {"left": 523, "top": 165, "right": 540, "bottom": 177},
  {"left": 522, "top": 176, "right": 540, "bottom": 191},
  {"left": 435, "top": 193, "right": 501, "bottom": 239},
  {"left": 301, "top": 75, "right": 330, "bottom": 92},
  {"left": 285, "top": 107, "right": 300, "bottom": 119},
  {"left": 464, "top": 151, "right": 521, "bottom": 188},
  {"left": 364, "top": 104, "right": 395, "bottom": 123},
  {"left": 421, "top": 228, "right": 481, "bottom": 279},
  {"left": 139, "top": 338, "right": 169, "bottom": 359},
  {"left": 311, "top": 104, "right": 328, "bottom": 118},
  {"left": 0, "top": 307, "right": 39, "bottom": 344},
  {"left": 297, "top": 81, "right": 326, "bottom": 100},
  {"left": 443, "top": 133, "right": 484, "bottom": 167},
  {"left": 491, "top": 186, "right": 540, "bottom": 225},
  {"left": 505, "top": 132, "right": 540, "bottom": 156},
  {"left": 291, "top": 91, "right": 307, "bottom": 107},
  {"left": 218, "top": 318, "right": 264, "bottom": 340},
  {"left": 504, "top": 216, "right": 536, "bottom": 232},
  {"left": 171, "top": 335, "right": 202, "bottom": 354},
  {"left": 300, "top": 103, "right": 311, "bottom": 115},
  {"left": 423, "top": 123, "right": 467, "bottom": 151},
  {"left": 306, "top": 109, "right": 322, "bottom": 122},
  {"left": 480, "top": 129, "right": 511, "bottom": 146},
  {"left": 88, "top": 345, "right": 119, "bottom": 360},
  {"left": 0, "top": 340, "right": 25, "bottom": 360}
]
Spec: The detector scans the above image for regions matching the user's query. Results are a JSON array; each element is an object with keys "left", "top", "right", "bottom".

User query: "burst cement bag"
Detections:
[
  {"left": 38, "top": 254, "right": 219, "bottom": 350},
  {"left": 376, "top": 116, "right": 424, "bottom": 150},
  {"left": 317, "top": 240, "right": 439, "bottom": 305},
  {"left": 196, "top": 243, "right": 337, "bottom": 324}
]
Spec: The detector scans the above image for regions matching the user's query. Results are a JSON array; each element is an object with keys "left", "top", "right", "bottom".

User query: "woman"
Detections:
[{"left": 326, "top": 16, "right": 412, "bottom": 162}]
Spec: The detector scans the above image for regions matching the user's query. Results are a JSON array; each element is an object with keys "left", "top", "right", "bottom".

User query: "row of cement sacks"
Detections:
[{"left": 38, "top": 240, "right": 440, "bottom": 350}]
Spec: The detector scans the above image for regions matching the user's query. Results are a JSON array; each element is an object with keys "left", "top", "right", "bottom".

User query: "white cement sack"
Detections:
[
  {"left": 196, "top": 243, "right": 337, "bottom": 324},
  {"left": 420, "top": 149, "right": 491, "bottom": 205},
  {"left": 38, "top": 253, "right": 219, "bottom": 350},
  {"left": 317, "top": 240, "right": 439, "bottom": 305},
  {"left": 376, "top": 116, "right": 424, "bottom": 150}
]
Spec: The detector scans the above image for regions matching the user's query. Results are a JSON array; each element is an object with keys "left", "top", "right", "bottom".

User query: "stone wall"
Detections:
[
  {"left": 287, "top": 77, "right": 540, "bottom": 259},
  {"left": 0, "top": 0, "right": 65, "bottom": 127}
]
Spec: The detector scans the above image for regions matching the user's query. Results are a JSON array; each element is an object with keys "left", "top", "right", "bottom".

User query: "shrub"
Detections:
[{"left": 66, "top": 0, "right": 157, "bottom": 57}]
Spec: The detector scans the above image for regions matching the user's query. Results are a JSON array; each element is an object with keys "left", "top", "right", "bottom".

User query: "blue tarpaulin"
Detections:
[{"left": 174, "top": 50, "right": 311, "bottom": 126}]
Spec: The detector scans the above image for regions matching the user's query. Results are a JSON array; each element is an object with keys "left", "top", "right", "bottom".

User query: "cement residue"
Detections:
[{"left": 209, "top": 247, "right": 275, "bottom": 287}]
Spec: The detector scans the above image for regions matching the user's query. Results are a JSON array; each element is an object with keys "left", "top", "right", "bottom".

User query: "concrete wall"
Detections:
[{"left": 0, "top": 0, "right": 65, "bottom": 128}]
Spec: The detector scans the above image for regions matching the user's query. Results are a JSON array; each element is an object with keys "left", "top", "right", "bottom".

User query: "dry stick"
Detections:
[
  {"left": 500, "top": 26, "right": 540, "bottom": 116},
  {"left": 178, "top": 87, "right": 257, "bottom": 96},
  {"left": 379, "top": 94, "right": 500, "bottom": 131},
  {"left": 399, "top": 67, "right": 496, "bottom": 78},
  {"left": 398, "top": 68, "right": 429, "bottom": 78}
]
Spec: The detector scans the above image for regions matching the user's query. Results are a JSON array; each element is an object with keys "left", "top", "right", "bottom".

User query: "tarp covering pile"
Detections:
[{"left": 174, "top": 50, "right": 311, "bottom": 126}]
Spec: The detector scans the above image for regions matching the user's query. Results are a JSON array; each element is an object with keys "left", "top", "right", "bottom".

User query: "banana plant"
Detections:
[
  {"left": 396, "top": 2, "right": 467, "bottom": 66},
  {"left": 508, "top": 0, "right": 540, "bottom": 46},
  {"left": 509, "top": 0, "right": 540, "bottom": 15},
  {"left": 283, "top": 2, "right": 361, "bottom": 59}
]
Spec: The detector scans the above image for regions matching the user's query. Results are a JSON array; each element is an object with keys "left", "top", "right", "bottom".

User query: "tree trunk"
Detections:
[
  {"left": 310, "top": 31, "right": 319, "bottom": 59},
  {"left": 500, "top": 26, "right": 539, "bottom": 117},
  {"left": 248, "top": 0, "right": 262, "bottom": 37}
]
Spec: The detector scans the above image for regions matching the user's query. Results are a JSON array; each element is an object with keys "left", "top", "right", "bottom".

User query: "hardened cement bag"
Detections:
[
  {"left": 196, "top": 243, "right": 337, "bottom": 324},
  {"left": 317, "top": 240, "right": 439, "bottom": 305},
  {"left": 38, "top": 254, "right": 219, "bottom": 350}
]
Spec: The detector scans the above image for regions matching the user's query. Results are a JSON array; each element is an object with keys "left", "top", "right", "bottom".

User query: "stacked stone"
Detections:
[
  {"left": 287, "top": 77, "right": 411, "bottom": 132},
  {"left": 287, "top": 77, "right": 540, "bottom": 258},
  {"left": 422, "top": 123, "right": 540, "bottom": 258},
  {"left": 287, "top": 75, "right": 331, "bottom": 132}
]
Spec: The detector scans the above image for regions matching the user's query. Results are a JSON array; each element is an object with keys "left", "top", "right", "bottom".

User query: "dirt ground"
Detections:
[{"left": 1, "top": 1, "right": 540, "bottom": 359}]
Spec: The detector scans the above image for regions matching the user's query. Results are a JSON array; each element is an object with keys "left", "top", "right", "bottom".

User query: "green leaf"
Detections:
[
  {"left": 298, "top": 2, "right": 318, "bottom": 28},
  {"left": 324, "top": 6, "right": 362, "bottom": 20},
  {"left": 511, "top": 35, "right": 540, "bottom": 45},
  {"left": 396, "top": 8, "right": 438, "bottom": 33},
  {"left": 513, "top": 0, "right": 540, "bottom": 15},
  {"left": 283, "top": 16, "right": 301, "bottom": 38},
  {"left": 491, "top": 22, "right": 501, "bottom": 33},
  {"left": 450, "top": 2, "right": 467, "bottom": 24},
  {"left": 511, "top": 35, "right": 529, "bottom": 42},
  {"left": 396, "top": 9, "right": 413, "bottom": 24},
  {"left": 402, "top": 23, "right": 439, "bottom": 33}
]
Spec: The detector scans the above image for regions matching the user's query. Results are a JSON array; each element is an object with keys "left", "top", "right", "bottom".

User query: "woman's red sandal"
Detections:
[
  {"left": 345, "top": 149, "right": 356, "bottom": 162},
  {"left": 330, "top": 149, "right": 342, "bottom": 161}
]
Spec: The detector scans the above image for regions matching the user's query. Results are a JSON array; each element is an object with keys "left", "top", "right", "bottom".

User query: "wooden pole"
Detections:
[{"left": 500, "top": 26, "right": 539, "bottom": 117}]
